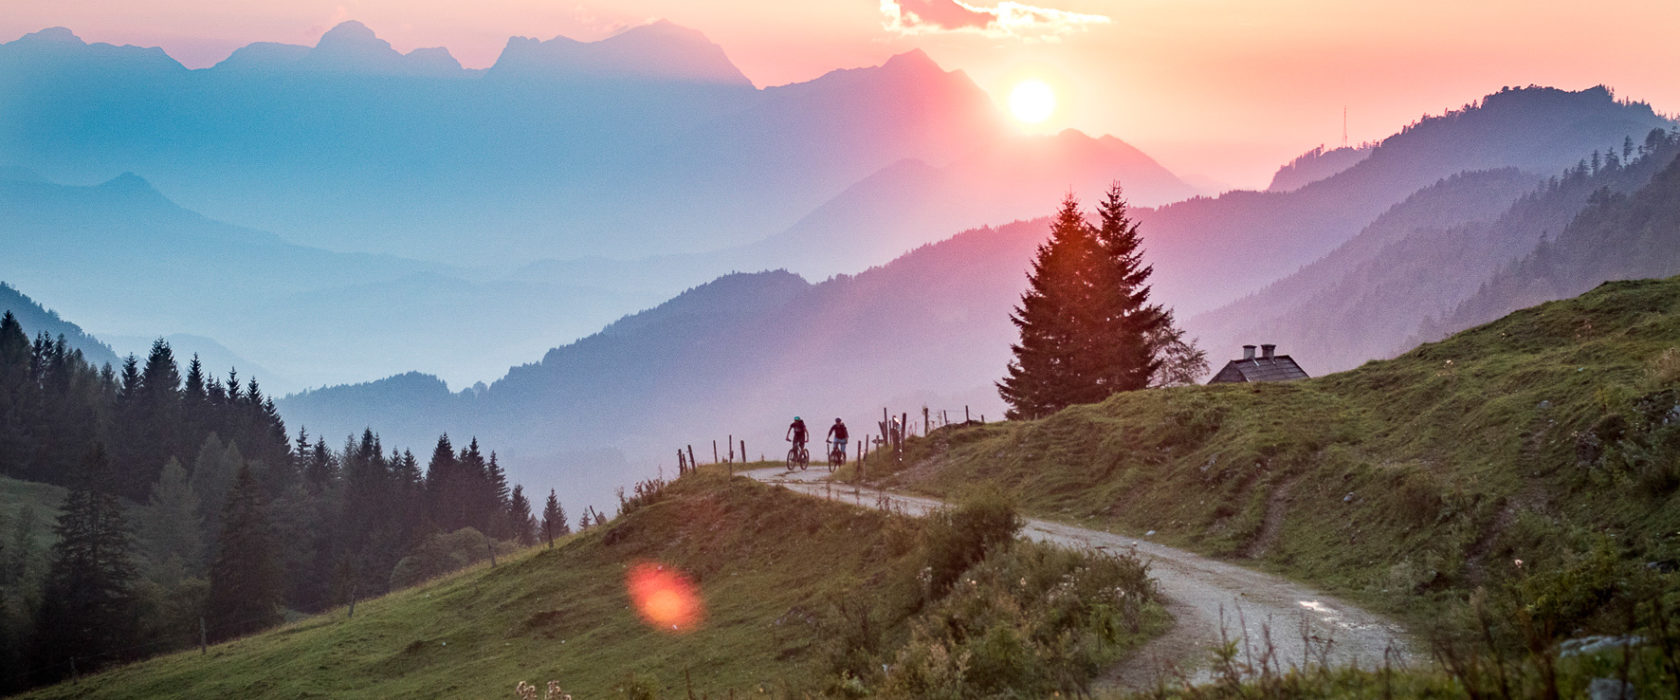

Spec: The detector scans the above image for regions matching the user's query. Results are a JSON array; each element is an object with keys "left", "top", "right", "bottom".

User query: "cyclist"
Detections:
[
  {"left": 827, "top": 418, "right": 849, "bottom": 463},
  {"left": 786, "top": 416, "right": 809, "bottom": 456}
]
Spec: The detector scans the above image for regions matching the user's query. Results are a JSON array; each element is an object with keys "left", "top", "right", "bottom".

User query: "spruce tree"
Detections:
[
  {"left": 0, "top": 312, "right": 32, "bottom": 478},
  {"left": 206, "top": 464, "right": 282, "bottom": 642},
  {"left": 507, "top": 485, "right": 536, "bottom": 546},
  {"left": 997, "top": 194, "right": 1106, "bottom": 419},
  {"left": 999, "top": 189, "right": 1183, "bottom": 418},
  {"left": 30, "top": 443, "right": 139, "bottom": 684},
  {"left": 137, "top": 458, "right": 205, "bottom": 580},
  {"left": 541, "top": 490, "right": 568, "bottom": 548},
  {"left": 485, "top": 451, "right": 510, "bottom": 539},
  {"left": 1090, "top": 183, "right": 1169, "bottom": 392}
]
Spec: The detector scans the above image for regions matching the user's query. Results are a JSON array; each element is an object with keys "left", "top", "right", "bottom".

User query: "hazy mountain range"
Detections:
[
  {"left": 6, "top": 18, "right": 1677, "bottom": 511},
  {"left": 0, "top": 22, "right": 1192, "bottom": 269}
]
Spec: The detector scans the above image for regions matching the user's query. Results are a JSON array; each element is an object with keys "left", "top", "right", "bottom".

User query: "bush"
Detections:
[
  {"left": 882, "top": 544, "right": 1160, "bottom": 698},
  {"left": 916, "top": 488, "right": 1022, "bottom": 598},
  {"left": 388, "top": 528, "right": 514, "bottom": 589}
]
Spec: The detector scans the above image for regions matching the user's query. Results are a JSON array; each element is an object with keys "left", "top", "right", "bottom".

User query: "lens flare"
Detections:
[{"left": 626, "top": 561, "right": 703, "bottom": 632}]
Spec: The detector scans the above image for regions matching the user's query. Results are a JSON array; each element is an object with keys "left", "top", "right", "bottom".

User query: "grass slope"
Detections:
[
  {"left": 866, "top": 276, "right": 1680, "bottom": 631},
  {"left": 25, "top": 471, "right": 1165, "bottom": 699},
  {"left": 0, "top": 476, "right": 64, "bottom": 553}
]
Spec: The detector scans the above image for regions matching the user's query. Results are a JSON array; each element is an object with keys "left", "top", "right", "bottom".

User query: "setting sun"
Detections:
[{"left": 1009, "top": 79, "right": 1056, "bottom": 124}]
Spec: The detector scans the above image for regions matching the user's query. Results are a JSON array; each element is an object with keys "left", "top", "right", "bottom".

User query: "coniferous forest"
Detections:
[{"left": 0, "top": 313, "right": 557, "bottom": 691}]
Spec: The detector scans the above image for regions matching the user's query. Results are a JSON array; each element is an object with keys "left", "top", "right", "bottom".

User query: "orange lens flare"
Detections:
[{"left": 626, "top": 561, "right": 703, "bottom": 633}]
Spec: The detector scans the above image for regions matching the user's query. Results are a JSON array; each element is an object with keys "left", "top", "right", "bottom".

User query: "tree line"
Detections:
[{"left": 0, "top": 317, "right": 585, "bottom": 691}]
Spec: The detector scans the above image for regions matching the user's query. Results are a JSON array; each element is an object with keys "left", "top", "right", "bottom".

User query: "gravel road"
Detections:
[{"left": 743, "top": 466, "right": 1418, "bottom": 690}]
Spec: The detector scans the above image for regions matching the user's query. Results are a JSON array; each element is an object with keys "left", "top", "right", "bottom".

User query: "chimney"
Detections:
[
  {"left": 1243, "top": 345, "right": 1256, "bottom": 360},
  {"left": 1262, "top": 344, "right": 1276, "bottom": 360}
]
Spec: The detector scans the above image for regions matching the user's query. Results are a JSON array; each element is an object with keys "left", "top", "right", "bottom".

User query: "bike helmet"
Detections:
[
  {"left": 794, "top": 416, "right": 801, "bottom": 421},
  {"left": 835, "top": 418, "right": 843, "bottom": 423}
]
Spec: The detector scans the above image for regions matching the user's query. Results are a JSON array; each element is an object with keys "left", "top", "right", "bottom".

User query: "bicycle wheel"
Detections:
[
  {"left": 798, "top": 446, "right": 809, "bottom": 471},
  {"left": 786, "top": 447, "right": 798, "bottom": 470}
]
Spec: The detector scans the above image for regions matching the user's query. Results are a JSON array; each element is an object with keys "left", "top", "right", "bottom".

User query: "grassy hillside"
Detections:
[
  {"left": 23, "top": 471, "right": 1165, "bottom": 699},
  {"left": 864, "top": 275, "right": 1680, "bottom": 636}
]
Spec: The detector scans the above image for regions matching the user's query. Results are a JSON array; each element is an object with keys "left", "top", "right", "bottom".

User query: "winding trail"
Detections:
[{"left": 743, "top": 466, "right": 1419, "bottom": 690}]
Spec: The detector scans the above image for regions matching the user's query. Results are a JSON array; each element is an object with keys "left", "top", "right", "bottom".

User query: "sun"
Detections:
[{"left": 1009, "top": 80, "right": 1056, "bottom": 124}]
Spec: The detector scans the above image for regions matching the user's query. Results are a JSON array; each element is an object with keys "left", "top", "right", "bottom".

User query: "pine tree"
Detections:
[
  {"left": 30, "top": 443, "right": 139, "bottom": 684},
  {"left": 507, "top": 485, "right": 536, "bottom": 546},
  {"left": 0, "top": 312, "right": 33, "bottom": 479},
  {"left": 1090, "top": 183, "right": 1170, "bottom": 392},
  {"left": 137, "top": 458, "right": 205, "bottom": 580},
  {"left": 424, "top": 434, "right": 458, "bottom": 530},
  {"left": 999, "top": 189, "right": 1181, "bottom": 417},
  {"left": 485, "top": 451, "right": 510, "bottom": 538},
  {"left": 997, "top": 194, "right": 1106, "bottom": 419},
  {"left": 206, "top": 465, "right": 282, "bottom": 642},
  {"left": 541, "top": 490, "right": 568, "bottom": 548}
]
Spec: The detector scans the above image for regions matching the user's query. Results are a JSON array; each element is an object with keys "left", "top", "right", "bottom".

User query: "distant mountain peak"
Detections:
[
  {"left": 98, "top": 171, "right": 158, "bottom": 193},
  {"left": 317, "top": 20, "right": 380, "bottom": 47},
  {"left": 17, "top": 27, "right": 82, "bottom": 45},
  {"left": 881, "top": 48, "right": 941, "bottom": 74},
  {"left": 489, "top": 20, "right": 749, "bottom": 86}
]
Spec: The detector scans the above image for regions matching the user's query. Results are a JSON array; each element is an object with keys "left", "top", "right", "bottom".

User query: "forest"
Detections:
[{"left": 0, "top": 313, "right": 569, "bottom": 691}]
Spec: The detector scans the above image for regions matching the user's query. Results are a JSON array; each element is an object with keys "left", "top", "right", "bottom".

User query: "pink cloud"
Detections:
[{"left": 880, "top": 0, "right": 1109, "bottom": 38}]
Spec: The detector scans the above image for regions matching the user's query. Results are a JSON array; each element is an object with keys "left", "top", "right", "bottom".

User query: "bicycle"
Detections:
[
  {"left": 827, "top": 441, "right": 844, "bottom": 472},
  {"left": 785, "top": 440, "right": 809, "bottom": 471}
]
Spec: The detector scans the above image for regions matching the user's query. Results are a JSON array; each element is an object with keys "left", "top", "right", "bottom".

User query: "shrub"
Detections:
[{"left": 916, "top": 488, "right": 1022, "bottom": 598}]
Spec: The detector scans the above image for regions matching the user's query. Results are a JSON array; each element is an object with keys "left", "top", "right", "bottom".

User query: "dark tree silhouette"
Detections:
[
  {"left": 1090, "top": 183, "right": 1170, "bottom": 393},
  {"left": 508, "top": 485, "right": 537, "bottom": 546},
  {"left": 29, "top": 444, "right": 139, "bottom": 684},
  {"left": 542, "top": 490, "right": 569, "bottom": 548},
  {"left": 206, "top": 465, "right": 282, "bottom": 641},
  {"left": 998, "top": 194, "right": 1106, "bottom": 419},
  {"left": 999, "top": 188, "right": 1180, "bottom": 418}
]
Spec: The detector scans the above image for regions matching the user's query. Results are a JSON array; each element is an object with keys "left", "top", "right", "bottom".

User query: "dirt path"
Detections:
[{"left": 743, "top": 467, "right": 1418, "bottom": 691}]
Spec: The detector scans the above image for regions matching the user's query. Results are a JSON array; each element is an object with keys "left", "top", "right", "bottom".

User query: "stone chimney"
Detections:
[
  {"left": 1243, "top": 345, "right": 1256, "bottom": 360},
  {"left": 1262, "top": 344, "right": 1276, "bottom": 360}
]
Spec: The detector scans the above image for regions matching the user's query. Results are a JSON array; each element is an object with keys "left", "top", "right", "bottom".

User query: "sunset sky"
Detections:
[{"left": 5, "top": 0, "right": 1678, "bottom": 188}]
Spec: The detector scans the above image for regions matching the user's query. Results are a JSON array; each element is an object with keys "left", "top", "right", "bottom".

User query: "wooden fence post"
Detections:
[
  {"left": 687, "top": 445, "right": 697, "bottom": 473},
  {"left": 923, "top": 407, "right": 930, "bottom": 437},
  {"left": 741, "top": 439, "right": 747, "bottom": 465},
  {"left": 713, "top": 440, "right": 719, "bottom": 464},
  {"left": 728, "top": 434, "right": 734, "bottom": 462}
]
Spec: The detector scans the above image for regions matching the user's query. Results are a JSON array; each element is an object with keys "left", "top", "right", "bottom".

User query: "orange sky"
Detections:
[{"left": 5, "top": 0, "right": 1678, "bottom": 188}]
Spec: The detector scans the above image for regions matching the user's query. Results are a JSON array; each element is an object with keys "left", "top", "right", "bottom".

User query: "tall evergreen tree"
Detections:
[
  {"left": 137, "top": 458, "right": 205, "bottom": 580},
  {"left": 541, "top": 490, "right": 568, "bottom": 548},
  {"left": 997, "top": 194, "right": 1106, "bottom": 419},
  {"left": 423, "top": 434, "right": 456, "bottom": 525},
  {"left": 999, "top": 189, "right": 1182, "bottom": 418},
  {"left": 0, "top": 312, "right": 33, "bottom": 478},
  {"left": 507, "top": 485, "right": 537, "bottom": 546},
  {"left": 206, "top": 465, "right": 282, "bottom": 642},
  {"left": 29, "top": 444, "right": 139, "bottom": 684},
  {"left": 485, "top": 451, "right": 510, "bottom": 538},
  {"left": 1090, "top": 183, "right": 1170, "bottom": 392}
]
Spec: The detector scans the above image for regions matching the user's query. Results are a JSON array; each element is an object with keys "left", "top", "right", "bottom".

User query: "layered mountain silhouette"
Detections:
[
  {"left": 1133, "top": 86, "right": 1673, "bottom": 317},
  {"left": 0, "top": 22, "right": 1186, "bottom": 270},
  {"left": 0, "top": 172, "right": 663, "bottom": 389},
  {"left": 1437, "top": 132, "right": 1680, "bottom": 339},
  {"left": 0, "top": 282, "right": 120, "bottom": 368},
  {"left": 278, "top": 219, "right": 1047, "bottom": 512},
  {"left": 1188, "top": 127, "right": 1680, "bottom": 373}
]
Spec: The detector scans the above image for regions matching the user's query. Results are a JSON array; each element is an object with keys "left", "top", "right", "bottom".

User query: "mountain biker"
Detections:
[
  {"left": 786, "top": 416, "right": 808, "bottom": 454},
  {"left": 827, "top": 418, "right": 849, "bottom": 461}
]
